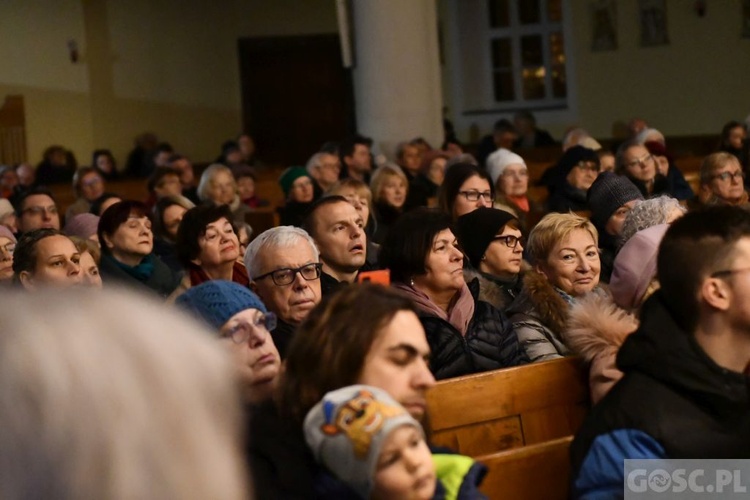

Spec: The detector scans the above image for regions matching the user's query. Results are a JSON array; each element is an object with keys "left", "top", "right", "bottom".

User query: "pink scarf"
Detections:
[{"left": 393, "top": 282, "right": 475, "bottom": 336}]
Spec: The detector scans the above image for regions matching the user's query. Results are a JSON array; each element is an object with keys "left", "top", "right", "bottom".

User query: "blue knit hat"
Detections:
[{"left": 175, "top": 280, "right": 267, "bottom": 331}]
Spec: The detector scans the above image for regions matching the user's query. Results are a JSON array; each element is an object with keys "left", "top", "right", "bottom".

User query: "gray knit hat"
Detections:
[
  {"left": 175, "top": 280, "right": 266, "bottom": 330},
  {"left": 587, "top": 172, "right": 644, "bottom": 230},
  {"left": 303, "top": 385, "right": 423, "bottom": 498}
]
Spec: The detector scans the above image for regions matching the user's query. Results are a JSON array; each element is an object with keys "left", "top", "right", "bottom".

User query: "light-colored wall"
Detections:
[
  {"left": 441, "top": 0, "right": 750, "bottom": 143},
  {"left": 0, "top": 0, "right": 336, "bottom": 168}
]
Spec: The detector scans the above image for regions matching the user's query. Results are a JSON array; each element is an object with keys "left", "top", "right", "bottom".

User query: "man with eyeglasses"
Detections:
[
  {"left": 303, "top": 196, "right": 370, "bottom": 296},
  {"left": 16, "top": 187, "right": 60, "bottom": 234},
  {"left": 244, "top": 226, "right": 322, "bottom": 358},
  {"left": 571, "top": 206, "right": 750, "bottom": 498}
]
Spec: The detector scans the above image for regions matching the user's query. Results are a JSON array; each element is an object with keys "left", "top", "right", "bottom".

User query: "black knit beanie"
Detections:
[
  {"left": 557, "top": 145, "right": 600, "bottom": 179},
  {"left": 455, "top": 207, "right": 517, "bottom": 269},
  {"left": 587, "top": 172, "right": 644, "bottom": 230}
]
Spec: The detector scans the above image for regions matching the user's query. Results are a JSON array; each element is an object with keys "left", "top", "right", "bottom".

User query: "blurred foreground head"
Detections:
[{"left": 0, "top": 287, "right": 250, "bottom": 500}]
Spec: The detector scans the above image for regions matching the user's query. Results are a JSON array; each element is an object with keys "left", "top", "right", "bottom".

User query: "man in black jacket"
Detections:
[{"left": 571, "top": 206, "right": 750, "bottom": 498}]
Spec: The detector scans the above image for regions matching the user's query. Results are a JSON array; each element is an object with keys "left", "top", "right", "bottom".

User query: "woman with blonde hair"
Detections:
[
  {"left": 370, "top": 163, "right": 408, "bottom": 243},
  {"left": 692, "top": 151, "right": 749, "bottom": 208},
  {"left": 566, "top": 224, "right": 668, "bottom": 404},
  {"left": 506, "top": 212, "right": 602, "bottom": 362},
  {"left": 0, "top": 287, "right": 249, "bottom": 500}
]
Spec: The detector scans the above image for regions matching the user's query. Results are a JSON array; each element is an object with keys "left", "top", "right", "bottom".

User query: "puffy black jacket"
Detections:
[
  {"left": 570, "top": 291, "right": 750, "bottom": 498},
  {"left": 418, "top": 279, "right": 529, "bottom": 380}
]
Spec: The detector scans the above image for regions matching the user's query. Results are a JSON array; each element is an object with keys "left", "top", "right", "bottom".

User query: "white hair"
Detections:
[
  {"left": 197, "top": 163, "right": 235, "bottom": 202},
  {"left": 244, "top": 225, "right": 320, "bottom": 279},
  {"left": 0, "top": 287, "right": 249, "bottom": 500},
  {"left": 305, "top": 152, "right": 326, "bottom": 175}
]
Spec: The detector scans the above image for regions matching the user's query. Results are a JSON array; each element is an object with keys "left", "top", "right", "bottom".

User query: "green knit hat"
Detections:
[{"left": 279, "top": 166, "right": 311, "bottom": 197}]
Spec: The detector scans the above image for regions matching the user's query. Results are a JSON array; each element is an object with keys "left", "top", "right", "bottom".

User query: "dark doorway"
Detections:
[{"left": 238, "top": 34, "right": 355, "bottom": 167}]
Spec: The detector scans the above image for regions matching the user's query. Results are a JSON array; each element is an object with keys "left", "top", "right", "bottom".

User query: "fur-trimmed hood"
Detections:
[
  {"left": 506, "top": 270, "right": 569, "bottom": 335},
  {"left": 564, "top": 291, "right": 639, "bottom": 363}
]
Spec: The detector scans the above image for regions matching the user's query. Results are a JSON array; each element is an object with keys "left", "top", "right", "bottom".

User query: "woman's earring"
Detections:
[{"left": 410, "top": 277, "right": 415, "bottom": 287}]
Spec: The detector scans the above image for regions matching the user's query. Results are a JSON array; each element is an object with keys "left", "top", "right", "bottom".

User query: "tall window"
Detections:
[{"left": 486, "top": 0, "right": 566, "bottom": 108}]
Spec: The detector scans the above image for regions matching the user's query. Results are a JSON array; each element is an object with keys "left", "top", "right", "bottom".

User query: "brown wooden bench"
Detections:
[
  {"left": 426, "top": 357, "right": 589, "bottom": 457},
  {"left": 476, "top": 435, "right": 573, "bottom": 500}
]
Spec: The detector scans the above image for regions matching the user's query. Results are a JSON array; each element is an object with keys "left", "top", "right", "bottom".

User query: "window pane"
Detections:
[
  {"left": 518, "top": 0, "right": 540, "bottom": 25},
  {"left": 521, "top": 35, "right": 543, "bottom": 66},
  {"left": 549, "top": 32, "right": 565, "bottom": 66},
  {"left": 491, "top": 38, "right": 513, "bottom": 68},
  {"left": 493, "top": 71, "right": 515, "bottom": 101},
  {"left": 551, "top": 65, "right": 567, "bottom": 98},
  {"left": 547, "top": 0, "right": 562, "bottom": 22},
  {"left": 488, "top": 0, "right": 510, "bottom": 28},
  {"left": 550, "top": 32, "right": 566, "bottom": 97},
  {"left": 522, "top": 67, "right": 546, "bottom": 100}
]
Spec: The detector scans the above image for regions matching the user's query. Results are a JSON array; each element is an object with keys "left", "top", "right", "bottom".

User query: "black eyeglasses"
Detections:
[
  {"left": 458, "top": 190, "right": 493, "bottom": 202},
  {"left": 575, "top": 161, "right": 600, "bottom": 173},
  {"left": 492, "top": 235, "right": 524, "bottom": 248},
  {"left": 254, "top": 262, "right": 322, "bottom": 286},
  {"left": 711, "top": 170, "right": 745, "bottom": 182},
  {"left": 222, "top": 312, "right": 277, "bottom": 344}
]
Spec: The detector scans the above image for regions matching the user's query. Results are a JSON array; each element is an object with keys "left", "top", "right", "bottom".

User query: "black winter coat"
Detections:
[
  {"left": 570, "top": 291, "right": 750, "bottom": 497},
  {"left": 418, "top": 279, "right": 529, "bottom": 380}
]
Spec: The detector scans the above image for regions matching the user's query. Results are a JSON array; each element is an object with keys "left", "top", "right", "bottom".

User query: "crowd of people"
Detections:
[{"left": 0, "top": 114, "right": 749, "bottom": 498}]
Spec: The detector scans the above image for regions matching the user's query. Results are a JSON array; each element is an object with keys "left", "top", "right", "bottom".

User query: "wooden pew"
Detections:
[
  {"left": 426, "top": 357, "right": 588, "bottom": 457},
  {"left": 477, "top": 436, "right": 573, "bottom": 500}
]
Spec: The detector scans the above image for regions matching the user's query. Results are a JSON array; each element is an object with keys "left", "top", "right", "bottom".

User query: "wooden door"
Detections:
[{"left": 238, "top": 34, "right": 355, "bottom": 167}]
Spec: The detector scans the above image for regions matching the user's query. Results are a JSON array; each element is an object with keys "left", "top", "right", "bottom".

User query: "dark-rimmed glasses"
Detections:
[
  {"left": 254, "top": 262, "right": 322, "bottom": 286},
  {"left": 492, "top": 235, "right": 524, "bottom": 248},
  {"left": 711, "top": 170, "right": 745, "bottom": 182},
  {"left": 222, "top": 312, "right": 277, "bottom": 344},
  {"left": 458, "top": 190, "right": 493, "bottom": 202}
]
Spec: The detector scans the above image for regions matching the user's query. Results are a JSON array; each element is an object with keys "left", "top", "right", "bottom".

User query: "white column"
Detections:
[{"left": 350, "top": 0, "right": 444, "bottom": 160}]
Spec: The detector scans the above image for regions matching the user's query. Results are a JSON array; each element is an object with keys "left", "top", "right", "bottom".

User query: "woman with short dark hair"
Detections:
[
  {"left": 170, "top": 204, "right": 249, "bottom": 302},
  {"left": 13, "top": 228, "right": 82, "bottom": 290},
  {"left": 379, "top": 208, "right": 528, "bottom": 379},
  {"left": 97, "top": 200, "right": 179, "bottom": 297}
]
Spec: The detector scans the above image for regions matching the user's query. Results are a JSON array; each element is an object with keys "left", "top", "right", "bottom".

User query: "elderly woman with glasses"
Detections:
[
  {"left": 437, "top": 162, "right": 494, "bottom": 221},
  {"left": 455, "top": 207, "right": 526, "bottom": 312},
  {"left": 506, "top": 212, "right": 602, "bottom": 363},
  {"left": 176, "top": 280, "right": 281, "bottom": 404},
  {"left": 547, "top": 145, "right": 600, "bottom": 214},
  {"left": 379, "top": 208, "right": 528, "bottom": 380},
  {"left": 690, "top": 152, "right": 749, "bottom": 209}
]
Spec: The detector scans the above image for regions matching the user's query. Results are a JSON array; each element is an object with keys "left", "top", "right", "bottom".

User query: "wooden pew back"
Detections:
[
  {"left": 476, "top": 436, "right": 573, "bottom": 500},
  {"left": 426, "top": 357, "right": 588, "bottom": 457}
]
